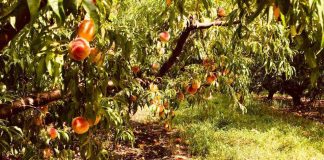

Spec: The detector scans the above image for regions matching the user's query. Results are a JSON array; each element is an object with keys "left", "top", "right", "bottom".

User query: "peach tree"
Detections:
[{"left": 0, "top": 0, "right": 323, "bottom": 159}]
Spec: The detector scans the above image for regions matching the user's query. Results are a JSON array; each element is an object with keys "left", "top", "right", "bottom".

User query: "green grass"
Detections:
[{"left": 173, "top": 95, "right": 324, "bottom": 160}]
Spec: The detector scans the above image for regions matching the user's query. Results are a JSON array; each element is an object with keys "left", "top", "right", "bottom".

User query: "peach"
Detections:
[
  {"left": 186, "top": 85, "right": 198, "bottom": 95},
  {"left": 159, "top": 31, "right": 170, "bottom": 42},
  {"left": 206, "top": 73, "right": 217, "bottom": 85},
  {"left": 164, "top": 122, "right": 171, "bottom": 131},
  {"left": 217, "top": 7, "right": 226, "bottom": 17},
  {"left": 131, "top": 66, "right": 140, "bottom": 74},
  {"left": 68, "top": 38, "right": 91, "bottom": 61},
  {"left": 158, "top": 105, "right": 165, "bottom": 117},
  {"left": 273, "top": 4, "right": 280, "bottom": 21},
  {"left": 191, "top": 80, "right": 201, "bottom": 90},
  {"left": 166, "top": 0, "right": 171, "bottom": 7},
  {"left": 151, "top": 63, "right": 160, "bottom": 72},
  {"left": 177, "top": 92, "right": 185, "bottom": 101},
  {"left": 47, "top": 127, "right": 58, "bottom": 140},
  {"left": 130, "top": 95, "right": 137, "bottom": 102},
  {"left": 88, "top": 115, "right": 101, "bottom": 126},
  {"left": 159, "top": 105, "right": 164, "bottom": 113},
  {"left": 43, "top": 148, "right": 52, "bottom": 159},
  {"left": 89, "top": 48, "right": 102, "bottom": 64},
  {"left": 77, "top": 19, "right": 95, "bottom": 42},
  {"left": 72, "top": 116, "right": 90, "bottom": 134}
]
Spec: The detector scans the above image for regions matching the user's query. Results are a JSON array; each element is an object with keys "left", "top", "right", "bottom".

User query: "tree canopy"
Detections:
[{"left": 0, "top": 0, "right": 323, "bottom": 158}]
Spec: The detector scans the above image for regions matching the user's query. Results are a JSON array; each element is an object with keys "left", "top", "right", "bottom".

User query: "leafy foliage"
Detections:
[
  {"left": 0, "top": 0, "right": 323, "bottom": 158},
  {"left": 0, "top": 119, "right": 23, "bottom": 152}
]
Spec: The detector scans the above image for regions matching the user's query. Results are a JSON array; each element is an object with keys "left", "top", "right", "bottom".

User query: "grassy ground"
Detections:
[{"left": 173, "top": 95, "right": 324, "bottom": 160}]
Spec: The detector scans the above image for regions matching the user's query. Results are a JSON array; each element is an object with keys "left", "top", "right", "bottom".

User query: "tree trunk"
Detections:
[
  {"left": 267, "top": 90, "right": 276, "bottom": 100},
  {"left": 292, "top": 95, "right": 302, "bottom": 106}
]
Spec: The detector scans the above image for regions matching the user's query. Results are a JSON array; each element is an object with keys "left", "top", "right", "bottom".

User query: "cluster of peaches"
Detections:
[
  {"left": 34, "top": 107, "right": 101, "bottom": 139},
  {"left": 66, "top": 18, "right": 106, "bottom": 135},
  {"left": 68, "top": 24, "right": 172, "bottom": 135},
  {"left": 178, "top": 59, "right": 223, "bottom": 97},
  {"left": 68, "top": 20, "right": 172, "bottom": 136},
  {"left": 35, "top": 19, "right": 104, "bottom": 141},
  {"left": 68, "top": 18, "right": 103, "bottom": 64},
  {"left": 33, "top": 104, "right": 101, "bottom": 158}
]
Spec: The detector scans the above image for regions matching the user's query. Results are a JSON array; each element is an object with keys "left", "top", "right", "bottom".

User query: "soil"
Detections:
[{"left": 112, "top": 121, "right": 191, "bottom": 160}]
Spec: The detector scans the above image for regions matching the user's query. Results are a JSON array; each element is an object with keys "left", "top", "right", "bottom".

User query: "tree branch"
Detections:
[
  {"left": 190, "top": 20, "right": 241, "bottom": 30},
  {"left": 156, "top": 27, "right": 192, "bottom": 77},
  {"left": 156, "top": 20, "right": 240, "bottom": 77},
  {"left": 0, "top": 90, "right": 62, "bottom": 118}
]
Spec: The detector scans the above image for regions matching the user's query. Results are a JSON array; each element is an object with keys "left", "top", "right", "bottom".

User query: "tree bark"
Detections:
[
  {"left": 156, "top": 20, "right": 240, "bottom": 77},
  {"left": 0, "top": 90, "right": 61, "bottom": 118},
  {"left": 267, "top": 90, "right": 276, "bottom": 100},
  {"left": 156, "top": 27, "right": 192, "bottom": 77},
  {"left": 292, "top": 95, "right": 302, "bottom": 106}
]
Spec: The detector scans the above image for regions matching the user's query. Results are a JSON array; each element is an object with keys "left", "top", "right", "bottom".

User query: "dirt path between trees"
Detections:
[
  {"left": 112, "top": 121, "right": 191, "bottom": 160},
  {"left": 111, "top": 96, "right": 323, "bottom": 159}
]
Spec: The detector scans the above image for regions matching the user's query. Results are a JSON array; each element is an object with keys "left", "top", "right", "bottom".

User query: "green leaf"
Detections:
[
  {"left": 317, "top": 0, "right": 324, "bottom": 47},
  {"left": 27, "top": 0, "right": 41, "bottom": 19},
  {"left": 60, "top": 131, "right": 70, "bottom": 142},
  {"left": 290, "top": 25, "right": 297, "bottom": 37},
  {"left": 86, "top": 144, "right": 92, "bottom": 159},
  {"left": 36, "top": 58, "right": 46, "bottom": 81},
  {"left": 0, "top": 1, "right": 19, "bottom": 19},
  {"left": 305, "top": 51, "right": 317, "bottom": 68},
  {"left": 11, "top": 126, "right": 23, "bottom": 136},
  {"left": 65, "top": 0, "right": 82, "bottom": 13},
  {"left": 201, "top": 0, "right": 211, "bottom": 15},
  {"left": 280, "top": 12, "right": 286, "bottom": 27},
  {"left": 278, "top": 1, "right": 290, "bottom": 15},
  {"left": 45, "top": 53, "right": 55, "bottom": 76},
  {"left": 268, "top": 6, "right": 273, "bottom": 24},
  {"left": 321, "top": 34, "right": 324, "bottom": 48},
  {"left": 247, "top": 1, "right": 266, "bottom": 24},
  {"left": 0, "top": 140, "right": 9, "bottom": 149},
  {"left": 48, "top": 0, "right": 62, "bottom": 21},
  {"left": 310, "top": 69, "right": 319, "bottom": 87},
  {"left": 9, "top": 16, "right": 16, "bottom": 29}
]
